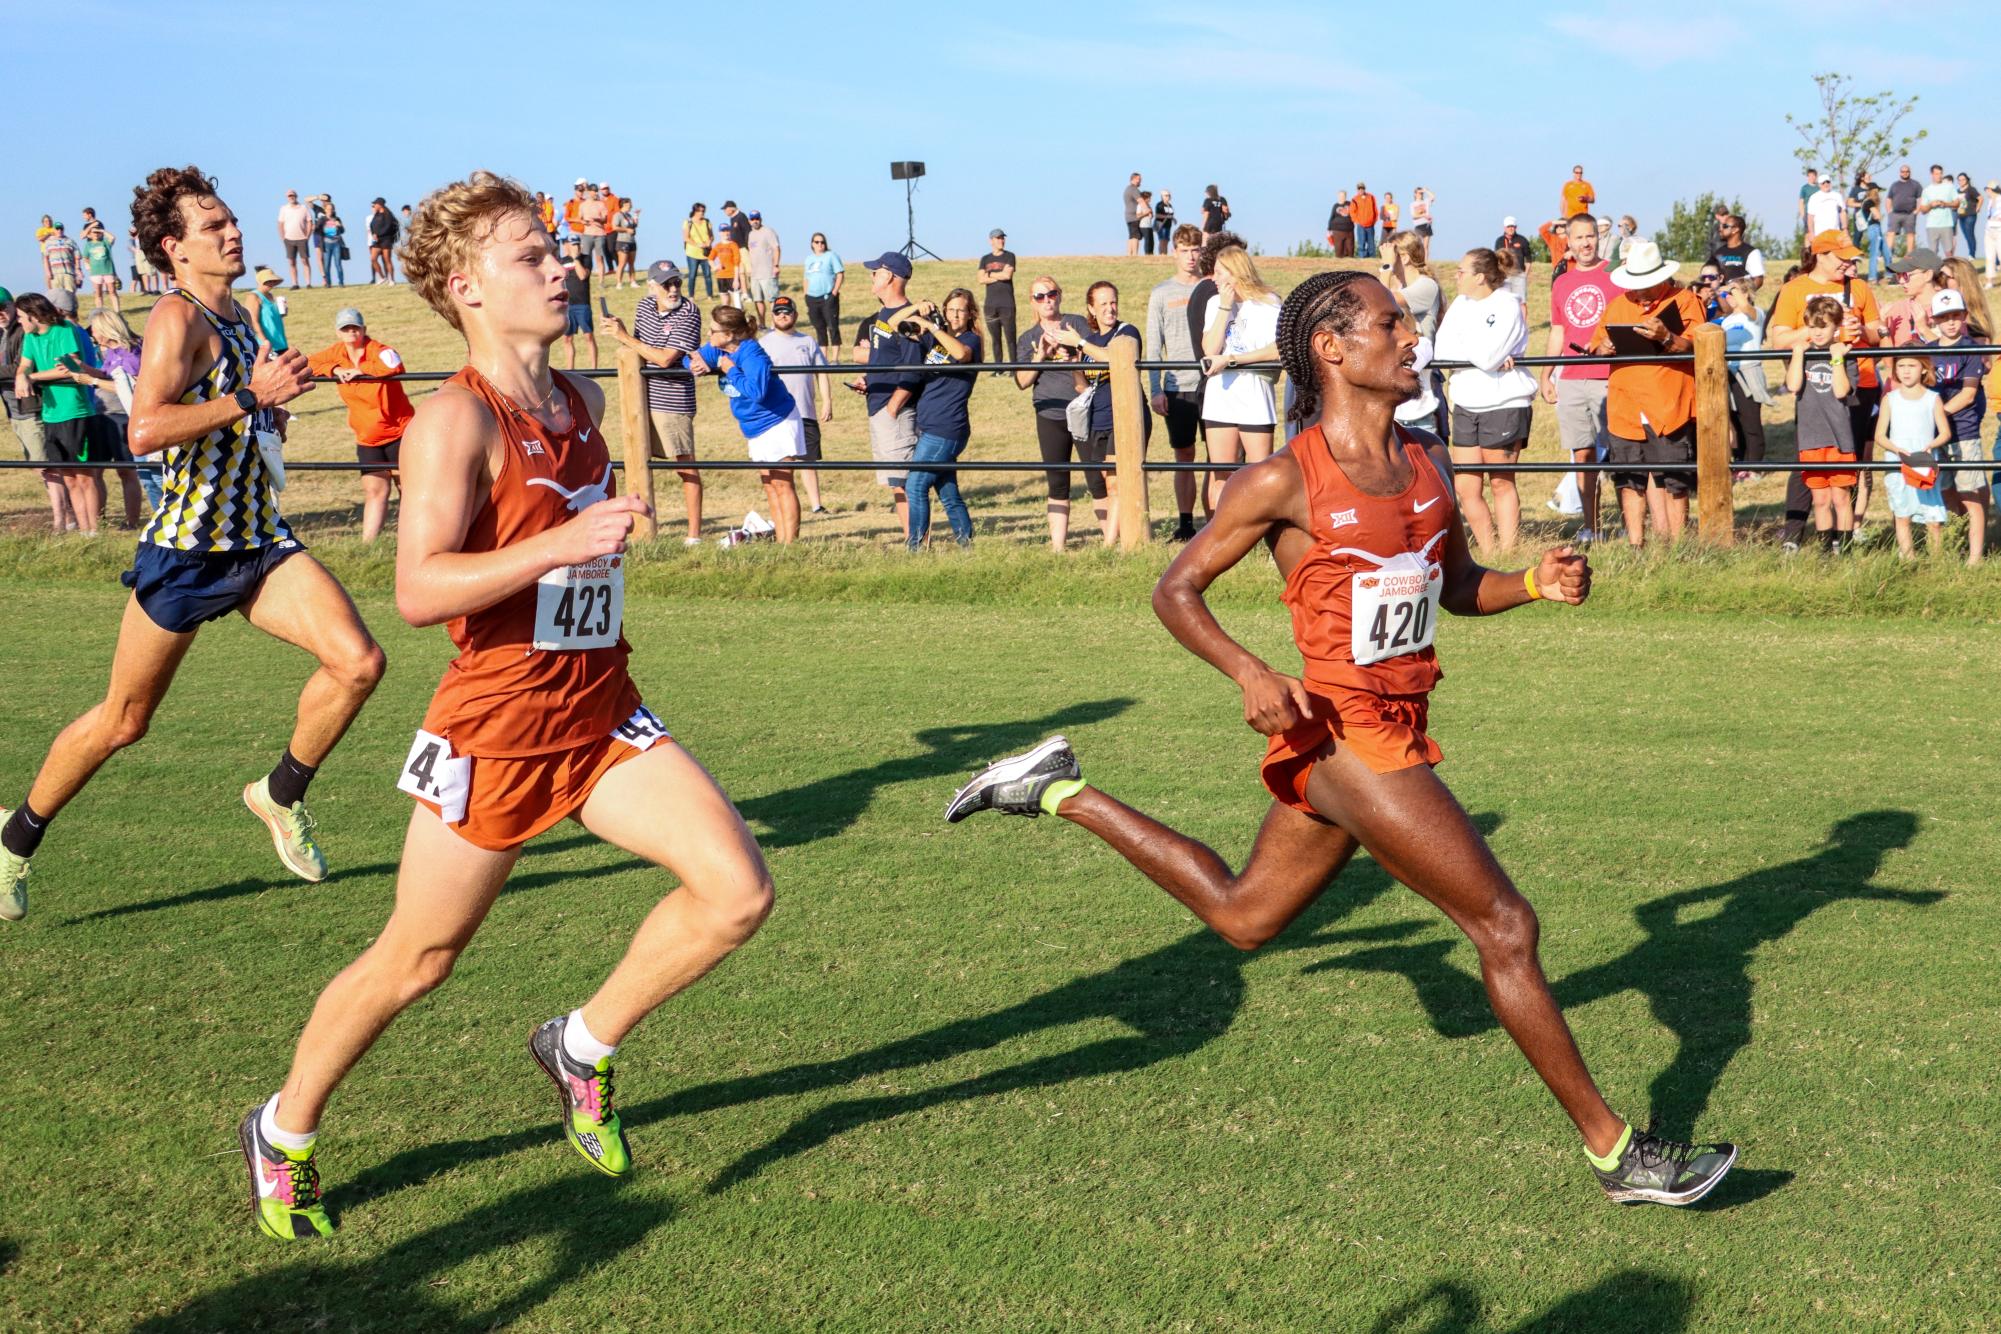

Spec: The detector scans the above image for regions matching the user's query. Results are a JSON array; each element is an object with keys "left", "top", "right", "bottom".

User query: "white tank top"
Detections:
[{"left": 1884, "top": 388, "right": 1939, "bottom": 455}]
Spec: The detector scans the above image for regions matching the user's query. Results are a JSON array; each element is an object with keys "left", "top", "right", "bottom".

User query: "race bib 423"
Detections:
[{"left": 533, "top": 556, "right": 624, "bottom": 651}]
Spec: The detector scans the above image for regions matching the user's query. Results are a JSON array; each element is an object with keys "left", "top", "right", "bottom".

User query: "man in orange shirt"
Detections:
[
  {"left": 1590, "top": 239, "right": 1706, "bottom": 546},
  {"left": 562, "top": 177, "right": 587, "bottom": 240},
  {"left": 1562, "top": 165, "right": 1595, "bottom": 219},
  {"left": 1766, "top": 230, "right": 1886, "bottom": 547},
  {"left": 1349, "top": 182, "right": 1379, "bottom": 259},
  {"left": 536, "top": 192, "right": 555, "bottom": 235},
  {"left": 306, "top": 307, "right": 415, "bottom": 541}
]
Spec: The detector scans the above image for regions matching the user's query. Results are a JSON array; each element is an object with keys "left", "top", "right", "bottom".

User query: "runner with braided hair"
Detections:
[{"left": 949, "top": 272, "right": 1737, "bottom": 1206}]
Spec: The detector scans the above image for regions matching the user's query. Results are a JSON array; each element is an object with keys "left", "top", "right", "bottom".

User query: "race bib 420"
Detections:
[
  {"left": 533, "top": 556, "right": 624, "bottom": 651},
  {"left": 1349, "top": 554, "right": 1443, "bottom": 667}
]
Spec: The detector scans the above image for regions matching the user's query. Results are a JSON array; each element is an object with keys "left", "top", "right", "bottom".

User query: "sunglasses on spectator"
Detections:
[{"left": 1032, "top": 290, "right": 1060, "bottom": 300}]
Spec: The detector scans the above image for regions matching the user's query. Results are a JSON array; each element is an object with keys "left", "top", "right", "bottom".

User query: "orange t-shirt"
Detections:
[
  {"left": 1601, "top": 286, "right": 1707, "bottom": 440},
  {"left": 306, "top": 338, "right": 415, "bottom": 446},
  {"left": 1539, "top": 221, "right": 1569, "bottom": 269},
  {"left": 1279, "top": 425, "right": 1453, "bottom": 698},
  {"left": 1562, "top": 179, "right": 1595, "bottom": 218},
  {"left": 600, "top": 192, "right": 622, "bottom": 222},
  {"left": 538, "top": 199, "right": 556, "bottom": 232},
  {"left": 1768, "top": 273, "right": 1883, "bottom": 390},
  {"left": 420, "top": 367, "right": 639, "bottom": 759},
  {"left": 563, "top": 197, "right": 584, "bottom": 232},
  {"left": 710, "top": 239, "right": 742, "bottom": 279},
  {"left": 1349, "top": 192, "right": 1378, "bottom": 227}
]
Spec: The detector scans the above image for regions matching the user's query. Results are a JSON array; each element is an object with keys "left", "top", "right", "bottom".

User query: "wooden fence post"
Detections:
[
  {"left": 1691, "top": 322, "right": 1734, "bottom": 547},
  {"left": 616, "top": 345, "right": 658, "bottom": 542},
  {"left": 1108, "top": 336, "right": 1149, "bottom": 549}
]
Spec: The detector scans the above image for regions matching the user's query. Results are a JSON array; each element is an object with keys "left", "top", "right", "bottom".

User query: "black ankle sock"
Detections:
[
  {"left": 266, "top": 750, "right": 319, "bottom": 809},
  {"left": 2, "top": 802, "right": 50, "bottom": 858}
]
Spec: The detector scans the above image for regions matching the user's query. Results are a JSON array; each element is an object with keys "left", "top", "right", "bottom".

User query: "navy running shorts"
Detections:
[{"left": 121, "top": 540, "right": 305, "bottom": 634}]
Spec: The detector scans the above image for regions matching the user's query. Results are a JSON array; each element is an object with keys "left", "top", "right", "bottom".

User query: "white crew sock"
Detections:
[
  {"left": 261, "top": 1092, "right": 316, "bottom": 1153},
  {"left": 563, "top": 1008, "right": 617, "bottom": 1066}
]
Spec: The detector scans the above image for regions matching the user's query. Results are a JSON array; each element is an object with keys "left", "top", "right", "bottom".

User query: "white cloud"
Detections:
[{"left": 1546, "top": 12, "right": 1748, "bottom": 68}]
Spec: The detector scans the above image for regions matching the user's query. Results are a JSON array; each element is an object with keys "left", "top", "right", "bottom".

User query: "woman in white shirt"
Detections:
[
  {"left": 1198, "top": 246, "right": 1282, "bottom": 513},
  {"left": 1718, "top": 279, "right": 1771, "bottom": 472},
  {"left": 1433, "top": 248, "right": 1537, "bottom": 553}
]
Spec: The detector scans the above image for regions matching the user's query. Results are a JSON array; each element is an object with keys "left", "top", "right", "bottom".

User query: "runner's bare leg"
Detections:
[
  {"left": 570, "top": 741, "right": 774, "bottom": 1044},
  {"left": 238, "top": 554, "right": 385, "bottom": 767},
  {"left": 274, "top": 807, "right": 519, "bottom": 1133}
]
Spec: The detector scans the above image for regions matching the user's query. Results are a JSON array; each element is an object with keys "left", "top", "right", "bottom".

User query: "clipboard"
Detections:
[{"left": 1603, "top": 324, "right": 1667, "bottom": 356}]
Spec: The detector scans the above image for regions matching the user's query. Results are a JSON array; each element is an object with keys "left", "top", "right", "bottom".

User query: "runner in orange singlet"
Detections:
[
  {"left": 949, "top": 272, "right": 1737, "bottom": 1207},
  {"left": 240, "top": 173, "right": 774, "bottom": 1241}
]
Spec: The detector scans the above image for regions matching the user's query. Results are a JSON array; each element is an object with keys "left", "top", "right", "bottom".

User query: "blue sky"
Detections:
[{"left": 9, "top": 0, "right": 1995, "bottom": 297}]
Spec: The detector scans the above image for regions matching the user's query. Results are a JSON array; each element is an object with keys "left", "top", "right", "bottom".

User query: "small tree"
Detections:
[
  {"left": 1654, "top": 194, "right": 1785, "bottom": 262},
  {"left": 1785, "top": 72, "right": 1927, "bottom": 190}
]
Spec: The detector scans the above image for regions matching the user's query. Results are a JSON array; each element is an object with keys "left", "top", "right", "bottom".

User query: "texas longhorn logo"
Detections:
[{"left": 526, "top": 462, "right": 614, "bottom": 512}]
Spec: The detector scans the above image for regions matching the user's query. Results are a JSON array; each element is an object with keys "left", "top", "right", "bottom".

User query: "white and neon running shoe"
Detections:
[
  {"left": 239, "top": 1106, "right": 333, "bottom": 1240},
  {"left": 529, "top": 1016, "right": 632, "bottom": 1177},
  {"left": 0, "top": 809, "right": 28, "bottom": 922},
  {"left": 243, "top": 778, "right": 327, "bottom": 882},
  {"left": 1591, "top": 1123, "right": 1738, "bottom": 1206},
  {"left": 944, "top": 735, "right": 1082, "bottom": 823}
]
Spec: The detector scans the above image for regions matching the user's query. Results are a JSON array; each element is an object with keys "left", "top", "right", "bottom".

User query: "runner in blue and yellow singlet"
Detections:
[{"left": 0, "top": 166, "right": 386, "bottom": 923}]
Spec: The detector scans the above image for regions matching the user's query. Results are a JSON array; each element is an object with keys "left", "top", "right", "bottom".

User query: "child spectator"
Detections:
[
  {"left": 1874, "top": 353, "right": 1950, "bottom": 559},
  {"left": 1785, "top": 296, "right": 1858, "bottom": 553},
  {"left": 1921, "top": 289, "right": 1990, "bottom": 565},
  {"left": 710, "top": 234, "right": 743, "bottom": 310}
]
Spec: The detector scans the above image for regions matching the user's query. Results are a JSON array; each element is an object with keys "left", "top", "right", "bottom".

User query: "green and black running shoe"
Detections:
[
  {"left": 944, "top": 735, "right": 1082, "bottom": 823},
  {"left": 1592, "top": 1123, "right": 1738, "bottom": 1206},
  {"left": 239, "top": 1106, "right": 333, "bottom": 1240},
  {"left": 529, "top": 1016, "right": 632, "bottom": 1177}
]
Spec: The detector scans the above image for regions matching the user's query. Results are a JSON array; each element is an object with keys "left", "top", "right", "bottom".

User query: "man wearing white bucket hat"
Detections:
[{"left": 1589, "top": 239, "right": 1705, "bottom": 546}]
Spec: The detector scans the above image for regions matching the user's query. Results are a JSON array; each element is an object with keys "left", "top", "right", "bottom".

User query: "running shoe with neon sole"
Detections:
[
  {"left": 1592, "top": 1124, "right": 1738, "bottom": 1206},
  {"left": 0, "top": 809, "right": 28, "bottom": 922},
  {"left": 242, "top": 778, "right": 327, "bottom": 882},
  {"left": 943, "top": 735, "right": 1081, "bottom": 823},
  {"left": 238, "top": 1107, "right": 333, "bottom": 1240},
  {"left": 529, "top": 1016, "right": 631, "bottom": 1177}
]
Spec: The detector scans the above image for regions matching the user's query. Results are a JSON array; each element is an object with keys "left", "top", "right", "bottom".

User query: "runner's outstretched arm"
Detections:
[{"left": 1427, "top": 445, "right": 1592, "bottom": 617}]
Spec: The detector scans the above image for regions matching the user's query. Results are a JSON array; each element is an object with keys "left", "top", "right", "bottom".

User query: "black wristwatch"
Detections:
[{"left": 233, "top": 388, "right": 258, "bottom": 413}]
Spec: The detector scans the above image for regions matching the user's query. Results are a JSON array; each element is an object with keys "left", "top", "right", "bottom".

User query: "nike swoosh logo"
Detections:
[
  {"left": 579, "top": 428, "right": 593, "bottom": 442},
  {"left": 1414, "top": 497, "right": 1440, "bottom": 513}
]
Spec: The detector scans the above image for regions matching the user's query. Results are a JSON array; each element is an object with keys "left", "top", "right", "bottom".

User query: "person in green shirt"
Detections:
[
  {"left": 80, "top": 219, "right": 119, "bottom": 310},
  {"left": 11, "top": 292, "right": 106, "bottom": 534}
]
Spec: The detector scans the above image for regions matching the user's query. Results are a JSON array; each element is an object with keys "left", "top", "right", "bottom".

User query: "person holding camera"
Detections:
[
  {"left": 851, "top": 252, "right": 927, "bottom": 539},
  {"left": 905, "top": 289, "right": 981, "bottom": 550},
  {"left": 1013, "top": 277, "right": 1091, "bottom": 551}
]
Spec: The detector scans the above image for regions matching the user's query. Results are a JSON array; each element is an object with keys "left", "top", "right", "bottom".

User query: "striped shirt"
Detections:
[
  {"left": 140, "top": 291, "right": 291, "bottom": 551},
  {"left": 632, "top": 294, "right": 701, "bottom": 415}
]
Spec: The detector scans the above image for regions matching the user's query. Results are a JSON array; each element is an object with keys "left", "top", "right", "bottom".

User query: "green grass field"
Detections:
[{"left": 2, "top": 556, "right": 1996, "bottom": 1329}]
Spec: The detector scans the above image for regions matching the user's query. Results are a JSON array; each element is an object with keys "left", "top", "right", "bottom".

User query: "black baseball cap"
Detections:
[{"left": 771, "top": 295, "right": 796, "bottom": 314}]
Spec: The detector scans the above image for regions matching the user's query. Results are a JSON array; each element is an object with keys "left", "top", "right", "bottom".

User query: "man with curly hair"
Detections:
[
  {"left": 0, "top": 166, "right": 385, "bottom": 925},
  {"left": 241, "top": 171, "right": 775, "bottom": 1241}
]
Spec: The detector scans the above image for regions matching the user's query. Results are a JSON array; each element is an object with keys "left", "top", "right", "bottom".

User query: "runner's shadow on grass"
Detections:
[
  {"left": 67, "top": 831, "right": 616, "bottom": 923},
  {"left": 1303, "top": 810, "right": 1939, "bottom": 1148},
  {"left": 136, "top": 1175, "right": 671, "bottom": 1333},
  {"left": 735, "top": 696, "right": 1134, "bottom": 849},
  {"left": 1370, "top": 1268, "right": 1696, "bottom": 1333},
  {"left": 316, "top": 816, "right": 1492, "bottom": 1212},
  {"left": 668, "top": 813, "right": 1500, "bottom": 1194}
]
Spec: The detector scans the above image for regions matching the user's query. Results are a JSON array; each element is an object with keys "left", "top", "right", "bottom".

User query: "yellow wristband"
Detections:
[{"left": 1524, "top": 568, "right": 1541, "bottom": 601}]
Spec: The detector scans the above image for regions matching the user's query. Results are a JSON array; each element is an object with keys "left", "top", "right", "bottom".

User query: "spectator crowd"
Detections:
[{"left": 12, "top": 160, "right": 1999, "bottom": 561}]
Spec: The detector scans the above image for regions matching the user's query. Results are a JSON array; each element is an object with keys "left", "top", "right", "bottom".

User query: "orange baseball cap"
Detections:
[{"left": 1810, "top": 230, "right": 1862, "bottom": 259}]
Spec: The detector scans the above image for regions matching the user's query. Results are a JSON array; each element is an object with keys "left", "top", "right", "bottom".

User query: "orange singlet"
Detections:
[
  {"left": 1261, "top": 424, "right": 1454, "bottom": 813},
  {"left": 397, "top": 367, "right": 658, "bottom": 850}
]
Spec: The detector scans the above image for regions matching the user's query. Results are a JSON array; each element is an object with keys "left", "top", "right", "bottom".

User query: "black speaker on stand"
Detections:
[{"left": 890, "top": 161, "right": 941, "bottom": 263}]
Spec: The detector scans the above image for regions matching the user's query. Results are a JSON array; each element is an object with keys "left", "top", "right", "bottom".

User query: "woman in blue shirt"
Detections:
[
  {"left": 692, "top": 305, "right": 804, "bottom": 543},
  {"left": 319, "top": 202, "right": 346, "bottom": 287},
  {"left": 803, "top": 233, "right": 845, "bottom": 359},
  {"left": 906, "top": 289, "right": 980, "bottom": 550},
  {"left": 1056, "top": 280, "right": 1150, "bottom": 547}
]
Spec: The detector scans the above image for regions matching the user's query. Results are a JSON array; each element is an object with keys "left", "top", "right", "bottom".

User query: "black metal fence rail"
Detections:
[{"left": 297, "top": 342, "right": 2001, "bottom": 384}]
